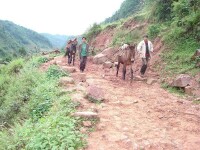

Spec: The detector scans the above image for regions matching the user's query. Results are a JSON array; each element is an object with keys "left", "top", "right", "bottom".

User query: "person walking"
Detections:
[
  {"left": 64, "top": 40, "right": 73, "bottom": 65},
  {"left": 137, "top": 35, "right": 153, "bottom": 77},
  {"left": 79, "top": 37, "right": 89, "bottom": 72}
]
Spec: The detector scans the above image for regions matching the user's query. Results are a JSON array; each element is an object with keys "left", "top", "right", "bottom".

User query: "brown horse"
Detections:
[{"left": 116, "top": 44, "right": 136, "bottom": 81}]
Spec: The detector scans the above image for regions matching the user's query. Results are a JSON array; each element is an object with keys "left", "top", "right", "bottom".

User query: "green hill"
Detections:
[
  {"left": 86, "top": 0, "right": 200, "bottom": 77},
  {"left": 0, "top": 20, "right": 53, "bottom": 62},
  {"left": 104, "top": 0, "right": 142, "bottom": 23},
  {"left": 42, "top": 33, "right": 82, "bottom": 49}
]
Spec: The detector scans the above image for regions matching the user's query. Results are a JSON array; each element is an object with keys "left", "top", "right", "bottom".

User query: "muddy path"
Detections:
[{"left": 41, "top": 56, "right": 200, "bottom": 150}]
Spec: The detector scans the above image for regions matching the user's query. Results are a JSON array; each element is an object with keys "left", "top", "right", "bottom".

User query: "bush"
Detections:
[
  {"left": 46, "top": 65, "right": 68, "bottom": 79},
  {"left": 0, "top": 57, "right": 86, "bottom": 149},
  {"left": 84, "top": 23, "right": 102, "bottom": 41},
  {"left": 5, "top": 59, "right": 24, "bottom": 75},
  {"left": 37, "top": 56, "right": 49, "bottom": 64},
  {"left": 148, "top": 24, "right": 160, "bottom": 38},
  {"left": 112, "top": 29, "right": 141, "bottom": 46}
]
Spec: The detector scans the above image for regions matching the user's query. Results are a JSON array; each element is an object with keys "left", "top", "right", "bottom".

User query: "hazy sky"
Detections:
[{"left": 0, "top": 0, "right": 124, "bottom": 35}]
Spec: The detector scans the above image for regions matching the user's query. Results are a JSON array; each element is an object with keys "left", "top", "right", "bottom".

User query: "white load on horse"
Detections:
[{"left": 119, "top": 43, "right": 135, "bottom": 62}]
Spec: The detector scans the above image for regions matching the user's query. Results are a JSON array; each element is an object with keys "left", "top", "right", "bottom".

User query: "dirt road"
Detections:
[{"left": 41, "top": 56, "right": 200, "bottom": 150}]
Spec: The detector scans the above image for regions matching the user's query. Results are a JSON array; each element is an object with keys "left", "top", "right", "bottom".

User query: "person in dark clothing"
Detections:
[
  {"left": 79, "top": 37, "right": 89, "bottom": 72},
  {"left": 137, "top": 35, "right": 153, "bottom": 77},
  {"left": 64, "top": 40, "right": 73, "bottom": 65}
]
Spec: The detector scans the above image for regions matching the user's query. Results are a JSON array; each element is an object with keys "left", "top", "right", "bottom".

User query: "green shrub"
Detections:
[
  {"left": 37, "top": 56, "right": 49, "bottom": 64},
  {"left": 0, "top": 57, "right": 86, "bottom": 150},
  {"left": 84, "top": 23, "right": 102, "bottom": 41},
  {"left": 5, "top": 59, "right": 24, "bottom": 75},
  {"left": 46, "top": 65, "right": 68, "bottom": 79},
  {"left": 148, "top": 24, "right": 160, "bottom": 38},
  {"left": 112, "top": 29, "right": 141, "bottom": 46}
]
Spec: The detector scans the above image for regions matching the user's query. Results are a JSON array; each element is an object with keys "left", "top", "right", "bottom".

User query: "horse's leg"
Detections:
[
  {"left": 73, "top": 54, "right": 75, "bottom": 66},
  {"left": 130, "top": 63, "right": 134, "bottom": 83},
  {"left": 116, "top": 61, "right": 120, "bottom": 77},
  {"left": 123, "top": 64, "right": 126, "bottom": 80}
]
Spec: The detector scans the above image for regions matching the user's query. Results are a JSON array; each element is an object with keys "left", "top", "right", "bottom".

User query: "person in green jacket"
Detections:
[{"left": 79, "top": 37, "right": 89, "bottom": 72}]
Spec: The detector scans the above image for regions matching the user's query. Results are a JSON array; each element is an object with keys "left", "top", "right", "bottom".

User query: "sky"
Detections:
[{"left": 0, "top": 0, "right": 124, "bottom": 35}]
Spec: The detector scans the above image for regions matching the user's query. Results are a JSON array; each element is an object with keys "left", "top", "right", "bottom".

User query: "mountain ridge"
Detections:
[{"left": 0, "top": 20, "right": 53, "bottom": 61}]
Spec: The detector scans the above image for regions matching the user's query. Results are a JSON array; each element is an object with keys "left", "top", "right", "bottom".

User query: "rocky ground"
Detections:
[{"left": 40, "top": 55, "right": 200, "bottom": 150}]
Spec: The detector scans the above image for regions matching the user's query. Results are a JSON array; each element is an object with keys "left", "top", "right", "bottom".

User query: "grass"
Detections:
[
  {"left": 111, "top": 28, "right": 142, "bottom": 46},
  {"left": 0, "top": 57, "right": 86, "bottom": 150},
  {"left": 193, "top": 100, "right": 200, "bottom": 105},
  {"left": 161, "top": 83, "right": 185, "bottom": 96},
  {"left": 160, "top": 37, "right": 199, "bottom": 77}
]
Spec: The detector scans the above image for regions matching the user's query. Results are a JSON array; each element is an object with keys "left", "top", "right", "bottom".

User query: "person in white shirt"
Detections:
[{"left": 137, "top": 35, "right": 153, "bottom": 77}]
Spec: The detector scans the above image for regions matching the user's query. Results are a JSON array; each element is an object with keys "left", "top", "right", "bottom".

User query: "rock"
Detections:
[
  {"left": 103, "top": 61, "right": 113, "bottom": 69},
  {"left": 93, "top": 53, "right": 108, "bottom": 64},
  {"left": 184, "top": 86, "right": 194, "bottom": 95},
  {"left": 73, "top": 111, "right": 98, "bottom": 118},
  {"left": 192, "top": 90, "right": 200, "bottom": 97},
  {"left": 120, "top": 100, "right": 138, "bottom": 106},
  {"left": 61, "top": 66, "right": 76, "bottom": 73},
  {"left": 171, "top": 74, "right": 191, "bottom": 87},
  {"left": 97, "top": 123, "right": 106, "bottom": 130},
  {"left": 83, "top": 121, "right": 92, "bottom": 127},
  {"left": 134, "top": 75, "right": 147, "bottom": 81},
  {"left": 147, "top": 78, "right": 157, "bottom": 85},
  {"left": 56, "top": 60, "right": 63, "bottom": 65},
  {"left": 71, "top": 73, "right": 86, "bottom": 82},
  {"left": 101, "top": 47, "right": 116, "bottom": 59},
  {"left": 86, "top": 85, "right": 105, "bottom": 103},
  {"left": 76, "top": 84, "right": 87, "bottom": 92},
  {"left": 59, "top": 77, "right": 74, "bottom": 86}
]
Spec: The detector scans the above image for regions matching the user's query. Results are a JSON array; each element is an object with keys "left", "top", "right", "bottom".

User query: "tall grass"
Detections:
[{"left": 0, "top": 57, "right": 86, "bottom": 150}]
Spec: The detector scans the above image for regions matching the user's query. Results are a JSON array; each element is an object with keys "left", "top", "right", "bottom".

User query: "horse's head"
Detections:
[
  {"left": 129, "top": 44, "right": 136, "bottom": 62},
  {"left": 129, "top": 44, "right": 136, "bottom": 50}
]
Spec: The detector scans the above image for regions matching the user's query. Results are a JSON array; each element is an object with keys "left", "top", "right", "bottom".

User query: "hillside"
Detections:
[
  {"left": 86, "top": 0, "right": 200, "bottom": 78},
  {"left": 41, "top": 33, "right": 70, "bottom": 48},
  {"left": 104, "top": 0, "right": 143, "bottom": 23},
  {"left": 41, "top": 33, "right": 77, "bottom": 48},
  {"left": 0, "top": 20, "right": 52, "bottom": 61}
]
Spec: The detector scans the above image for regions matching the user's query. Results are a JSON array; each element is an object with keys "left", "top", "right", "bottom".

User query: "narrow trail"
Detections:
[{"left": 41, "top": 56, "right": 200, "bottom": 150}]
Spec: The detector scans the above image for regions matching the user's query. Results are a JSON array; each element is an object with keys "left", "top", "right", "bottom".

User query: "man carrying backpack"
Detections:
[
  {"left": 137, "top": 35, "right": 153, "bottom": 77},
  {"left": 79, "top": 37, "right": 89, "bottom": 72}
]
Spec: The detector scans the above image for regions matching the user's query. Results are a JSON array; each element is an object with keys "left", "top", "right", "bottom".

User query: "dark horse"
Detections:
[
  {"left": 116, "top": 44, "right": 136, "bottom": 82},
  {"left": 68, "top": 39, "right": 78, "bottom": 66}
]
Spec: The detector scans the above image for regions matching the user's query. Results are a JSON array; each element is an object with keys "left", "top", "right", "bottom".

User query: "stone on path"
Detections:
[
  {"left": 93, "top": 53, "right": 108, "bottom": 64},
  {"left": 101, "top": 47, "right": 116, "bottom": 59},
  {"left": 86, "top": 85, "right": 105, "bottom": 103},
  {"left": 147, "top": 78, "right": 157, "bottom": 85},
  {"left": 103, "top": 61, "right": 113, "bottom": 69},
  {"left": 83, "top": 121, "right": 93, "bottom": 127},
  {"left": 71, "top": 73, "right": 86, "bottom": 82},
  {"left": 134, "top": 75, "right": 147, "bottom": 81},
  {"left": 171, "top": 74, "right": 191, "bottom": 87},
  {"left": 61, "top": 66, "right": 76, "bottom": 73},
  {"left": 184, "top": 86, "right": 194, "bottom": 95},
  {"left": 59, "top": 77, "right": 74, "bottom": 86},
  {"left": 73, "top": 111, "right": 98, "bottom": 118}
]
